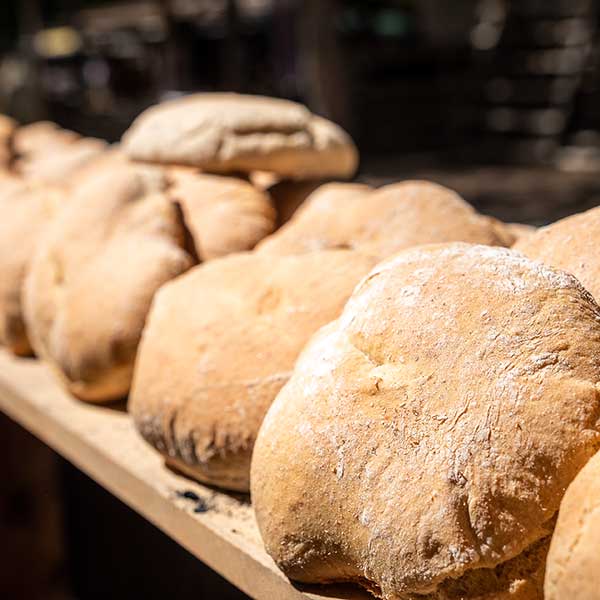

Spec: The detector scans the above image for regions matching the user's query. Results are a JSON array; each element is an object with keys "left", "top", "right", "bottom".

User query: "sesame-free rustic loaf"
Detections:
[
  {"left": 544, "top": 450, "right": 600, "bottom": 599},
  {"left": 13, "top": 121, "right": 80, "bottom": 157},
  {"left": 0, "top": 180, "right": 62, "bottom": 355},
  {"left": 23, "top": 164, "right": 193, "bottom": 402},
  {"left": 251, "top": 243, "right": 600, "bottom": 600},
  {"left": 167, "top": 168, "right": 275, "bottom": 260},
  {"left": 515, "top": 206, "right": 600, "bottom": 301},
  {"left": 129, "top": 250, "right": 378, "bottom": 491},
  {"left": 122, "top": 93, "right": 358, "bottom": 179},
  {"left": 256, "top": 180, "right": 514, "bottom": 256},
  {"left": 506, "top": 222, "right": 536, "bottom": 245}
]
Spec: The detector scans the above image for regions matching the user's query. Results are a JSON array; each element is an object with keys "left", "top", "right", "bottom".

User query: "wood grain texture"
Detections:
[{"left": 0, "top": 350, "right": 367, "bottom": 600}]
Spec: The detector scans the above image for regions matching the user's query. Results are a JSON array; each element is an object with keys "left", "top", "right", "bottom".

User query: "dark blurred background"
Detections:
[
  {"left": 3, "top": 0, "right": 600, "bottom": 223},
  {"left": 2, "top": 2, "right": 600, "bottom": 598}
]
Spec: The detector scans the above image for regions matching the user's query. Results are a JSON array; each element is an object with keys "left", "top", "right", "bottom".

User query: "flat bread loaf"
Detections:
[
  {"left": 122, "top": 93, "right": 358, "bottom": 179},
  {"left": 129, "top": 250, "right": 378, "bottom": 491},
  {"left": 256, "top": 181, "right": 515, "bottom": 256},
  {"left": 544, "top": 450, "right": 600, "bottom": 600},
  {"left": 0, "top": 180, "right": 61, "bottom": 355},
  {"left": 515, "top": 206, "right": 600, "bottom": 300},
  {"left": 23, "top": 164, "right": 193, "bottom": 402},
  {"left": 251, "top": 243, "right": 600, "bottom": 599}
]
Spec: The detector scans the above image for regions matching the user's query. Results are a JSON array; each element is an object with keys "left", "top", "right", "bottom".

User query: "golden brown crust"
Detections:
[
  {"left": 251, "top": 243, "right": 600, "bottom": 599},
  {"left": 167, "top": 168, "right": 276, "bottom": 260},
  {"left": 256, "top": 181, "right": 514, "bottom": 257},
  {"left": 122, "top": 93, "right": 358, "bottom": 179},
  {"left": 129, "top": 250, "right": 378, "bottom": 491},
  {"left": 23, "top": 164, "right": 193, "bottom": 402},
  {"left": 515, "top": 206, "right": 600, "bottom": 301},
  {"left": 0, "top": 179, "right": 62, "bottom": 355},
  {"left": 545, "top": 451, "right": 600, "bottom": 599}
]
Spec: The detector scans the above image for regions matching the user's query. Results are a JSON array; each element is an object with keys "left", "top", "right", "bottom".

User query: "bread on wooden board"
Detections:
[
  {"left": 122, "top": 93, "right": 358, "bottom": 180},
  {"left": 0, "top": 180, "right": 62, "bottom": 355},
  {"left": 167, "top": 168, "right": 275, "bottom": 260},
  {"left": 545, "top": 450, "right": 600, "bottom": 599},
  {"left": 515, "top": 206, "right": 600, "bottom": 300},
  {"left": 23, "top": 164, "right": 193, "bottom": 402},
  {"left": 129, "top": 250, "right": 378, "bottom": 491},
  {"left": 256, "top": 180, "right": 515, "bottom": 256},
  {"left": 251, "top": 243, "right": 600, "bottom": 600}
]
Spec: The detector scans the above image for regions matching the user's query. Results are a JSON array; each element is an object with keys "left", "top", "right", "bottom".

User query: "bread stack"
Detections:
[{"left": 5, "top": 94, "right": 600, "bottom": 600}]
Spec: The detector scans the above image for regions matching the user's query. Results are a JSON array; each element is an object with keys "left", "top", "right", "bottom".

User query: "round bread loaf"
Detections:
[
  {"left": 23, "top": 164, "right": 193, "bottom": 402},
  {"left": 515, "top": 206, "right": 600, "bottom": 300},
  {"left": 256, "top": 181, "right": 514, "bottom": 256},
  {"left": 251, "top": 243, "right": 600, "bottom": 600},
  {"left": 121, "top": 93, "right": 358, "bottom": 179},
  {"left": 167, "top": 168, "right": 275, "bottom": 260},
  {"left": 545, "top": 450, "right": 600, "bottom": 599},
  {"left": 0, "top": 180, "right": 61, "bottom": 355},
  {"left": 129, "top": 250, "right": 378, "bottom": 491}
]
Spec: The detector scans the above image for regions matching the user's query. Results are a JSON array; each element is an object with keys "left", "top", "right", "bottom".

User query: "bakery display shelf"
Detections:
[{"left": 0, "top": 350, "right": 368, "bottom": 600}]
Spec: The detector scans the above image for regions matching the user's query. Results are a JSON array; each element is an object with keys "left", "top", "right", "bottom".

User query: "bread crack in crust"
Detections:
[{"left": 251, "top": 243, "right": 600, "bottom": 600}]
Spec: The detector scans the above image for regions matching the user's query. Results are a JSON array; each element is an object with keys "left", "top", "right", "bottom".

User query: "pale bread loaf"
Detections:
[
  {"left": 251, "top": 243, "right": 600, "bottom": 599},
  {"left": 122, "top": 93, "right": 358, "bottom": 179},
  {"left": 256, "top": 181, "right": 515, "bottom": 256},
  {"left": 506, "top": 222, "right": 536, "bottom": 245},
  {"left": 545, "top": 450, "right": 600, "bottom": 599},
  {"left": 23, "top": 164, "right": 193, "bottom": 402},
  {"left": 515, "top": 206, "right": 600, "bottom": 300},
  {"left": 0, "top": 180, "right": 62, "bottom": 355},
  {"left": 129, "top": 250, "right": 378, "bottom": 491}
]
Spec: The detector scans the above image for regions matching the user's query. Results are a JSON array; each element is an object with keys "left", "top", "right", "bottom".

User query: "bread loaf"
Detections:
[
  {"left": 545, "top": 450, "right": 600, "bottom": 599},
  {"left": 0, "top": 180, "right": 61, "bottom": 355},
  {"left": 23, "top": 164, "right": 193, "bottom": 402},
  {"left": 167, "top": 168, "right": 275, "bottom": 260},
  {"left": 129, "top": 250, "right": 378, "bottom": 491},
  {"left": 251, "top": 243, "right": 600, "bottom": 599},
  {"left": 122, "top": 93, "right": 358, "bottom": 179},
  {"left": 515, "top": 206, "right": 600, "bottom": 300},
  {"left": 256, "top": 181, "right": 514, "bottom": 256}
]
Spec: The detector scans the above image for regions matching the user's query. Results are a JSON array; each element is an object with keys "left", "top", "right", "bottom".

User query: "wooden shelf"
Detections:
[{"left": 0, "top": 350, "right": 367, "bottom": 600}]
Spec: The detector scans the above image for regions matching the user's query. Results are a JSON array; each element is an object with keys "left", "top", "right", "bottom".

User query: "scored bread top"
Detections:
[{"left": 251, "top": 243, "right": 600, "bottom": 599}]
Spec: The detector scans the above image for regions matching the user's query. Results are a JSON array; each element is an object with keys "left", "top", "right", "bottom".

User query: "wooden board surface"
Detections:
[{"left": 0, "top": 350, "right": 368, "bottom": 600}]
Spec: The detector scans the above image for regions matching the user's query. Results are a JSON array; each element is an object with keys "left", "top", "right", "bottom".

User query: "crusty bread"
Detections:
[
  {"left": 16, "top": 137, "right": 108, "bottom": 183},
  {"left": 267, "top": 179, "right": 345, "bottom": 227},
  {"left": 545, "top": 451, "right": 600, "bottom": 599},
  {"left": 122, "top": 93, "right": 358, "bottom": 179},
  {"left": 167, "top": 168, "right": 275, "bottom": 260},
  {"left": 0, "top": 180, "right": 61, "bottom": 355},
  {"left": 23, "top": 164, "right": 193, "bottom": 402},
  {"left": 13, "top": 121, "right": 79, "bottom": 157},
  {"left": 256, "top": 181, "right": 515, "bottom": 256},
  {"left": 506, "top": 222, "right": 536, "bottom": 245},
  {"left": 129, "top": 250, "right": 378, "bottom": 491},
  {"left": 515, "top": 206, "right": 600, "bottom": 300},
  {"left": 251, "top": 243, "right": 600, "bottom": 599}
]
